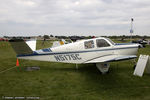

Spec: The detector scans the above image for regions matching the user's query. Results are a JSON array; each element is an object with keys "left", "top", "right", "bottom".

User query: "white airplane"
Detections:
[{"left": 9, "top": 37, "right": 139, "bottom": 73}]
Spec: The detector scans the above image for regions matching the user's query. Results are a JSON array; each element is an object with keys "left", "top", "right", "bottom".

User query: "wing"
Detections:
[{"left": 84, "top": 54, "right": 137, "bottom": 63}]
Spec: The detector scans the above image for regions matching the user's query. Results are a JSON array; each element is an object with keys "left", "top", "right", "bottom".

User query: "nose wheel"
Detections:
[{"left": 131, "top": 59, "right": 137, "bottom": 70}]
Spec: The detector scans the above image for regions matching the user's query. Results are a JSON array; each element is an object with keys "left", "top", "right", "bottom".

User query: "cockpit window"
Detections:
[
  {"left": 96, "top": 39, "right": 110, "bottom": 47},
  {"left": 84, "top": 40, "right": 94, "bottom": 49}
]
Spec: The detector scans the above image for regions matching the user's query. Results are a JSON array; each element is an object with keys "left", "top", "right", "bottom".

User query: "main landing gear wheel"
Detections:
[{"left": 96, "top": 63, "right": 110, "bottom": 74}]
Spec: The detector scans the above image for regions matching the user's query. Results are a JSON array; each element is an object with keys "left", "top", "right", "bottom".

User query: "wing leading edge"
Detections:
[{"left": 84, "top": 54, "right": 137, "bottom": 63}]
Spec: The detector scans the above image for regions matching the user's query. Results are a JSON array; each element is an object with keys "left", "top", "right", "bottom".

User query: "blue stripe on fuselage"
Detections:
[
  {"left": 42, "top": 48, "right": 52, "bottom": 52},
  {"left": 17, "top": 46, "right": 138, "bottom": 57},
  {"left": 115, "top": 43, "right": 138, "bottom": 45}
]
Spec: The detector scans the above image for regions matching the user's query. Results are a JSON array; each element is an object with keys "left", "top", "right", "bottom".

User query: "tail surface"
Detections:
[{"left": 9, "top": 39, "right": 36, "bottom": 55}]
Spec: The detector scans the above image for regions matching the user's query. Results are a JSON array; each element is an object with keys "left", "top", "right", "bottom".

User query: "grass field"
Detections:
[{"left": 0, "top": 40, "right": 150, "bottom": 100}]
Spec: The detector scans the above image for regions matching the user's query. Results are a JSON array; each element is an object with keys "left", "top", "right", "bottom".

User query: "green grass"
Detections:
[{"left": 0, "top": 40, "right": 150, "bottom": 100}]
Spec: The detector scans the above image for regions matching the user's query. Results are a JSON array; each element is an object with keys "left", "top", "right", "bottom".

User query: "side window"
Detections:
[
  {"left": 84, "top": 40, "right": 94, "bottom": 49},
  {"left": 96, "top": 39, "right": 110, "bottom": 47}
]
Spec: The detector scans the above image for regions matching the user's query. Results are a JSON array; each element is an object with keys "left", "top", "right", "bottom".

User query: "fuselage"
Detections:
[{"left": 18, "top": 37, "right": 139, "bottom": 64}]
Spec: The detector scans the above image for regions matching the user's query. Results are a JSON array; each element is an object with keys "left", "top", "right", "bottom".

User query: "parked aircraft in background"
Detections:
[{"left": 9, "top": 37, "right": 139, "bottom": 74}]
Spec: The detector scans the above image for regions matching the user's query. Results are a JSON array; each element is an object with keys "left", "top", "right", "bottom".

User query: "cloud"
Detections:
[{"left": 0, "top": 0, "right": 150, "bottom": 36}]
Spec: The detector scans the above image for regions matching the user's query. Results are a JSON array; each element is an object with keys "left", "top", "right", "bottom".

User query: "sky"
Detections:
[{"left": 0, "top": 0, "right": 150, "bottom": 36}]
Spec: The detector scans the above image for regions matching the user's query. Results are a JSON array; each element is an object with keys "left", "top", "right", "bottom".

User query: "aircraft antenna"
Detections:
[{"left": 130, "top": 18, "right": 134, "bottom": 42}]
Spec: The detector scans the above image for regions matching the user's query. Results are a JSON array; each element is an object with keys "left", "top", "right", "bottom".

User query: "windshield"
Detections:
[{"left": 106, "top": 38, "right": 115, "bottom": 45}]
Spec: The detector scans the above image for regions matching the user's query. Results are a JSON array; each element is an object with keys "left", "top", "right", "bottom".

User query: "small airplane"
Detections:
[{"left": 9, "top": 37, "right": 139, "bottom": 74}]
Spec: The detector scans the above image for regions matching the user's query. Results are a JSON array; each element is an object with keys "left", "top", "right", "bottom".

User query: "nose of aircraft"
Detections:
[{"left": 136, "top": 43, "right": 142, "bottom": 48}]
